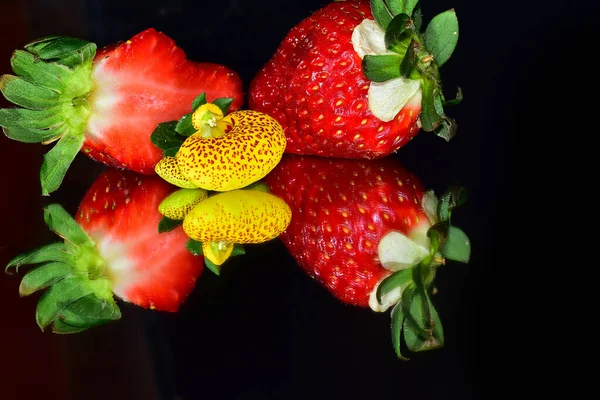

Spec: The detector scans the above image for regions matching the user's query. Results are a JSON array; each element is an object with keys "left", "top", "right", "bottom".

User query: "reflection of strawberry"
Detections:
[
  {"left": 250, "top": 0, "right": 460, "bottom": 159},
  {"left": 6, "top": 169, "right": 204, "bottom": 333},
  {"left": 266, "top": 155, "right": 470, "bottom": 358},
  {"left": 0, "top": 28, "right": 243, "bottom": 195}
]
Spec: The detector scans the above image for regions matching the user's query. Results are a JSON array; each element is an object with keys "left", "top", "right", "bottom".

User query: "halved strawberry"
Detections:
[
  {"left": 265, "top": 155, "right": 470, "bottom": 358},
  {"left": 5, "top": 169, "right": 204, "bottom": 333},
  {"left": 0, "top": 28, "right": 243, "bottom": 195}
]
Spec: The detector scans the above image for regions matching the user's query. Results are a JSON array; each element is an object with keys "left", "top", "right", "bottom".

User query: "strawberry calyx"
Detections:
[
  {"left": 5, "top": 204, "right": 120, "bottom": 334},
  {"left": 372, "top": 185, "right": 470, "bottom": 359},
  {"left": 355, "top": 0, "right": 461, "bottom": 140},
  {"left": 0, "top": 36, "right": 97, "bottom": 195}
]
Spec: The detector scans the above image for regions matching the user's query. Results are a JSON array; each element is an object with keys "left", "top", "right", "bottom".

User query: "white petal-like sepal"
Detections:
[
  {"left": 351, "top": 19, "right": 392, "bottom": 58},
  {"left": 378, "top": 230, "right": 430, "bottom": 271},
  {"left": 368, "top": 78, "right": 421, "bottom": 122}
]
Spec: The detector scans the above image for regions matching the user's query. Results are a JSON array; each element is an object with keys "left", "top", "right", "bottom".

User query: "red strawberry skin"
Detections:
[
  {"left": 249, "top": 0, "right": 421, "bottom": 159},
  {"left": 76, "top": 168, "right": 204, "bottom": 312},
  {"left": 83, "top": 28, "right": 244, "bottom": 174},
  {"left": 265, "top": 155, "right": 429, "bottom": 307}
]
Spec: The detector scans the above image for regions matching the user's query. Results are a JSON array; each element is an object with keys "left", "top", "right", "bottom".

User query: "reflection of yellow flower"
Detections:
[
  {"left": 351, "top": 19, "right": 422, "bottom": 122},
  {"left": 156, "top": 105, "right": 286, "bottom": 192}
]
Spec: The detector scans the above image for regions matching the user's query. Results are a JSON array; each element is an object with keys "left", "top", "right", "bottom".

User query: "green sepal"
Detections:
[
  {"left": 427, "top": 221, "right": 450, "bottom": 254},
  {"left": 403, "top": 287, "right": 444, "bottom": 352},
  {"left": 376, "top": 268, "right": 413, "bottom": 304},
  {"left": 204, "top": 258, "right": 221, "bottom": 276},
  {"left": 150, "top": 121, "right": 185, "bottom": 155},
  {"left": 11, "top": 50, "right": 72, "bottom": 92},
  {"left": 413, "top": 4, "right": 423, "bottom": 31},
  {"left": 390, "top": 301, "right": 408, "bottom": 360},
  {"left": 5, "top": 242, "right": 72, "bottom": 274},
  {"left": 35, "top": 275, "right": 94, "bottom": 331},
  {"left": 43, "top": 204, "right": 93, "bottom": 246},
  {"left": 433, "top": 117, "right": 457, "bottom": 141},
  {"left": 362, "top": 55, "right": 403, "bottom": 82},
  {"left": 2, "top": 123, "right": 66, "bottom": 144},
  {"left": 25, "top": 37, "right": 96, "bottom": 68},
  {"left": 231, "top": 244, "right": 246, "bottom": 257},
  {"left": 438, "top": 185, "right": 468, "bottom": 222},
  {"left": 441, "top": 226, "right": 471, "bottom": 263},
  {"left": 384, "top": 13, "right": 412, "bottom": 53},
  {"left": 400, "top": 40, "right": 418, "bottom": 78},
  {"left": 391, "top": 0, "right": 420, "bottom": 16},
  {"left": 19, "top": 262, "right": 73, "bottom": 296},
  {"left": 424, "top": 9, "right": 459, "bottom": 67},
  {"left": 158, "top": 216, "right": 183, "bottom": 233},
  {"left": 0, "top": 75, "right": 59, "bottom": 110},
  {"left": 59, "top": 294, "right": 121, "bottom": 328},
  {"left": 370, "top": 0, "right": 393, "bottom": 30},
  {"left": 40, "top": 133, "right": 86, "bottom": 195},
  {"left": 51, "top": 318, "right": 88, "bottom": 334},
  {"left": 186, "top": 239, "right": 204, "bottom": 256},
  {"left": 444, "top": 87, "right": 463, "bottom": 106},
  {"left": 175, "top": 113, "right": 196, "bottom": 136},
  {"left": 419, "top": 78, "right": 442, "bottom": 131},
  {"left": 212, "top": 97, "right": 234, "bottom": 116},
  {"left": 192, "top": 93, "right": 207, "bottom": 111}
]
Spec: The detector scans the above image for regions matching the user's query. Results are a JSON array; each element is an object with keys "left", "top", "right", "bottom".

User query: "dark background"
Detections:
[{"left": 0, "top": 0, "right": 593, "bottom": 398}]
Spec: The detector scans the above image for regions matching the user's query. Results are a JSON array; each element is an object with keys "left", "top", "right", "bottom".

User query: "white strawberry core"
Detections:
[{"left": 351, "top": 19, "right": 422, "bottom": 122}]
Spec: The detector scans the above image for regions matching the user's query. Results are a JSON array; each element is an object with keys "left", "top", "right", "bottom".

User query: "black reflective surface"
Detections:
[{"left": 0, "top": 0, "right": 593, "bottom": 399}]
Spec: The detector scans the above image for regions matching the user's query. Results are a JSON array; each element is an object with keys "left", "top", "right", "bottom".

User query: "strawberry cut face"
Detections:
[
  {"left": 76, "top": 168, "right": 204, "bottom": 312},
  {"left": 84, "top": 28, "right": 244, "bottom": 174},
  {"left": 265, "top": 155, "right": 430, "bottom": 307}
]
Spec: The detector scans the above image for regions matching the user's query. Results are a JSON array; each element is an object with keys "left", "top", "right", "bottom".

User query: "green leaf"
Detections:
[
  {"left": 384, "top": 13, "right": 412, "bottom": 53},
  {"left": 419, "top": 79, "right": 442, "bottom": 131},
  {"left": 40, "top": 132, "right": 86, "bottom": 195},
  {"left": 370, "top": 0, "right": 393, "bottom": 29},
  {"left": 19, "top": 262, "right": 73, "bottom": 296},
  {"left": 400, "top": 40, "right": 418, "bottom": 78},
  {"left": 43, "top": 204, "right": 91, "bottom": 246},
  {"left": 158, "top": 216, "right": 182, "bottom": 233},
  {"left": 186, "top": 239, "right": 204, "bottom": 256},
  {"left": 150, "top": 121, "right": 184, "bottom": 154},
  {"left": 376, "top": 268, "right": 413, "bottom": 304},
  {"left": 2, "top": 123, "right": 66, "bottom": 143},
  {"left": 192, "top": 93, "right": 207, "bottom": 111},
  {"left": 441, "top": 226, "right": 471, "bottom": 263},
  {"left": 212, "top": 98, "right": 234, "bottom": 116},
  {"left": 11, "top": 50, "right": 72, "bottom": 92},
  {"left": 51, "top": 318, "right": 88, "bottom": 334},
  {"left": 362, "top": 55, "right": 403, "bottom": 82},
  {"left": 35, "top": 276, "right": 94, "bottom": 330},
  {"left": 204, "top": 258, "right": 221, "bottom": 276},
  {"left": 438, "top": 186, "right": 468, "bottom": 222},
  {"left": 424, "top": 9, "right": 459, "bottom": 66},
  {"left": 390, "top": 302, "right": 408, "bottom": 360},
  {"left": 0, "top": 107, "right": 63, "bottom": 130},
  {"left": 0, "top": 75, "right": 59, "bottom": 110},
  {"left": 6, "top": 242, "right": 71, "bottom": 273},
  {"left": 59, "top": 294, "right": 120, "bottom": 328},
  {"left": 175, "top": 113, "right": 196, "bottom": 136}
]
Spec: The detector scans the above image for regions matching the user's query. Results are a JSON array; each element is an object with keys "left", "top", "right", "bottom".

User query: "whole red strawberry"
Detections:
[
  {"left": 265, "top": 155, "right": 470, "bottom": 358},
  {"left": 0, "top": 28, "right": 243, "bottom": 195},
  {"left": 5, "top": 169, "right": 204, "bottom": 333},
  {"left": 250, "top": 0, "right": 460, "bottom": 159}
]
